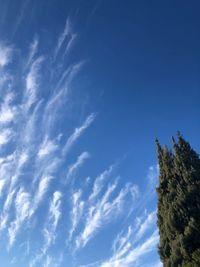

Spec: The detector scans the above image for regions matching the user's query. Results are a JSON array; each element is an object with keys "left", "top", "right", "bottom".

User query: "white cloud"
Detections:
[
  {"left": 30, "top": 175, "right": 53, "bottom": 217},
  {"left": 69, "top": 189, "right": 84, "bottom": 240},
  {"left": 9, "top": 151, "right": 29, "bottom": 190},
  {"left": 42, "top": 191, "right": 62, "bottom": 254},
  {"left": 111, "top": 210, "right": 156, "bottom": 261},
  {"left": 49, "top": 191, "right": 62, "bottom": 231},
  {"left": 0, "top": 93, "right": 17, "bottom": 124},
  {"left": 134, "top": 210, "right": 157, "bottom": 242},
  {"left": 0, "top": 153, "right": 15, "bottom": 180},
  {"left": 0, "top": 179, "right": 7, "bottom": 196},
  {"left": 66, "top": 151, "right": 90, "bottom": 182},
  {"left": 2, "top": 188, "right": 16, "bottom": 218},
  {"left": 64, "top": 33, "right": 78, "bottom": 57},
  {"left": 100, "top": 230, "right": 159, "bottom": 267},
  {"left": 38, "top": 137, "right": 58, "bottom": 158},
  {"left": 62, "top": 113, "right": 96, "bottom": 156},
  {"left": 43, "top": 255, "right": 52, "bottom": 267},
  {"left": 26, "top": 37, "right": 39, "bottom": 67},
  {"left": 89, "top": 164, "right": 114, "bottom": 202},
  {"left": 8, "top": 188, "right": 31, "bottom": 247},
  {"left": 76, "top": 178, "right": 135, "bottom": 249},
  {"left": 55, "top": 17, "right": 72, "bottom": 56},
  {"left": 147, "top": 165, "right": 159, "bottom": 189},
  {"left": 29, "top": 253, "right": 43, "bottom": 267},
  {"left": 25, "top": 56, "right": 44, "bottom": 109},
  {"left": 0, "top": 72, "right": 12, "bottom": 87},
  {"left": 0, "top": 44, "right": 13, "bottom": 67},
  {"left": 0, "top": 128, "right": 13, "bottom": 146},
  {"left": 22, "top": 101, "right": 43, "bottom": 144},
  {"left": 153, "top": 262, "right": 163, "bottom": 267},
  {"left": 96, "top": 208, "right": 158, "bottom": 267},
  {"left": 56, "top": 61, "right": 85, "bottom": 90}
]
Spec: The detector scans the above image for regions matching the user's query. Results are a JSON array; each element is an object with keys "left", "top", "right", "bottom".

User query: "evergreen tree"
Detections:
[{"left": 156, "top": 134, "right": 200, "bottom": 267}]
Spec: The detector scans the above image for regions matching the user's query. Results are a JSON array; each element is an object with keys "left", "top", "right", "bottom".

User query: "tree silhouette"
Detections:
[{"left": 156, "top": 134, "right": 200, "bottom": 266}]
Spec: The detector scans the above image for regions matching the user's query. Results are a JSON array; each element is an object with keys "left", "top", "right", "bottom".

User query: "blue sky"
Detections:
[{"left": 0, "top": 1, "right": 200, "bottom": 266}]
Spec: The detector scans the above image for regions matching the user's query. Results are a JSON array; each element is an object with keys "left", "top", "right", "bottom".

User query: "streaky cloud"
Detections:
[
  {"left": 0, "top": 128, "right": 13, "bottom": 146},
  {"left": 0, "top": 187, "right": 17, "bottom": 232},
  {"left": 100, "top": 230, "right": 159, "bottom": 267},
  {"left": 25, "top": 56, "right": 44, "bottom": 110},
  {"left": 8, "top": 188, "right": 31, "bottom": 247},
  {"left": 0, "top": 43, "right": 13, "bottom": 67},
  {"left": 42, "top": 191, "right": 62, "bottom": 254},
  {"left": 63, "top": 33, "right": 78, "bottom": 58},
  {"left": 62, "top": 113, "right": 96, "bottom": 156},
  {"left": 30, "top": 175, "right": 53, "bottom": 217},
  {"left": 26, "top": 37, "right": 39, "bottom": 68},
  {"left": 66, "top": 151, "right": 90, "bottom": 183},
  {"left": 54, "top": 17, "right": 72, "bottom": 57},
  {"left": 69, "top": 189, "right": 84, "bottom": 240},
  {"left": 0, "top": 92, "right": 17, "bottom": 124},
  {"left": 75, "top": 178, "right": 137, "bottom": 250},
  {"left": 89, "top": 164, "right": 114, "bottom": 202},
  {"left": 38, "top": 137, "right": 58, "bottom": 159}
]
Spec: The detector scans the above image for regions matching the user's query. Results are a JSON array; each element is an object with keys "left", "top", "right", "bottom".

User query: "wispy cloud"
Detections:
[
  {"left": 134, "top": 210, "right": 157, "bottom": 243},
  {"left": 0, "top": 187, "right": 16, "bottom": 231},
  {"left": 147, "top": 165, "right": 159, "bottom": 189},
  {"left": 0, "top": 14, "right": 160, "bottom": 267},
  {"left": 0, "top": 43, "right": 13, "bottom": 67},
  {"left": 0, "top": 93, "right": 17, "bottom": 124},
  {"left": 42, "top": 60, "right": 86, "bottom": 136},
  {"left": 69, "top": 189, "right": 84, "bottom": 240},
  {"left": 62, "top": 113, "right": 96, "bottom": 156},
  {"left": 64, "top": 33, "right": 78, "bottom": 57},
  {"left": 66, "top": 151, "right": 90, "bottom": 182},
  {"left": 89, "top": 164, "right": 114, "bottom": 202},
  {"left": 8, "top": 188, "right": 31, "bottom": 247},
  {"left": 30, "top": 175, "right": 53, "bottom": 217},
  {"left": 25, "top": 56, "right": 44, "bottom": 110},
  {"left": 28, "top": 192, "right": 62, "bottom": 267},
  {"left": 42, "top": 191, "right": 62, "bottom": 254},
  {"left": 97, "top": 209, "right": 158, "bottom": 267},
  {"left": 0, "top": 179, "right": 7, "bottom": 196},
  {"left": 75, "top": 178, "right": 138, "bottom": 250},
  {"left": 43, "top": 255, "right": 52, "bottom": 267},
  {"left": 12, "top": 0, "right": 31, "bottom": 37},
  {"left": 38, "top": 137, "right": 58, "bottom": 159},
  {"left": 100, "top": 230, "right": 159, "bottom": 267},
  {"left": 55, "top": 17, "right": 72, "bottom": 57},
  {"left": 0, "top": 128, "right": 13, "bottom": 146},
  {"left": 26, "top": 37, "right": 39, "bottom": 68}
]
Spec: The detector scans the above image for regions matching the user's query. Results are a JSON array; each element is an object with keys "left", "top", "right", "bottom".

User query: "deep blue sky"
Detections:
[{"left": 0, "top": 1, "right": 200, "bottom": 267}]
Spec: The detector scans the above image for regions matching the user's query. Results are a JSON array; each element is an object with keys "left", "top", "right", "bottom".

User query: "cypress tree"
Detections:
[{"left": 156, "top": 134, "right": 200, "bottom": 267}]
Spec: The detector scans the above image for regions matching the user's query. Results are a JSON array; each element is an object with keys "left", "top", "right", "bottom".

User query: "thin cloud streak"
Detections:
[
  {"left": 0, "top": 128, "right": 13, "bottom": 146},
  {"left": 25, "top": 56, "right": 44, "bottom": 110},
  {"left": 89, "top": 164, "right": 114, "bottom": 202},
  {"left": 75, "top": 178, "right": 138, "bottom": 250},
  {"left": 38, "top": 137, "right": 58, "bottom": 159},
  {"left": 0, "top": 92, "right": 17, "bottom": 124},
  {"left": 8, "top": 188, "right": 31, "bottom": 247},
  {"left": 62, "top": 113, "right": 96, "bottom": 156},
  {"left": 69, "top": 189, "right": 84, "bottom": 240},
  {"left": 42, "top": 192, "right": 62, "bottom": 254},
  {"left": 30, "top": 175, "right": 53, "bottom": 217},
  {"left": 54, "top": 17, "right": 72, "bottom": 57},
  {"left": 0, "top": 43, "right": 13, "bottom": 67},
  {"left": 26, "top": 37, "right": 39, "bottom": 68},
  {"left": 100, "top": 230, "right": 159, "bottom": 267},
  {"left": 66, "top": 151, "right": 90, "bottom": 183}
]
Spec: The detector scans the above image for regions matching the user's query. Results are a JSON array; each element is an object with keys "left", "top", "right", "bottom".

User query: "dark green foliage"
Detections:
[{"left": 156, "top": 135, "right": 200, "bottom": 267}]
